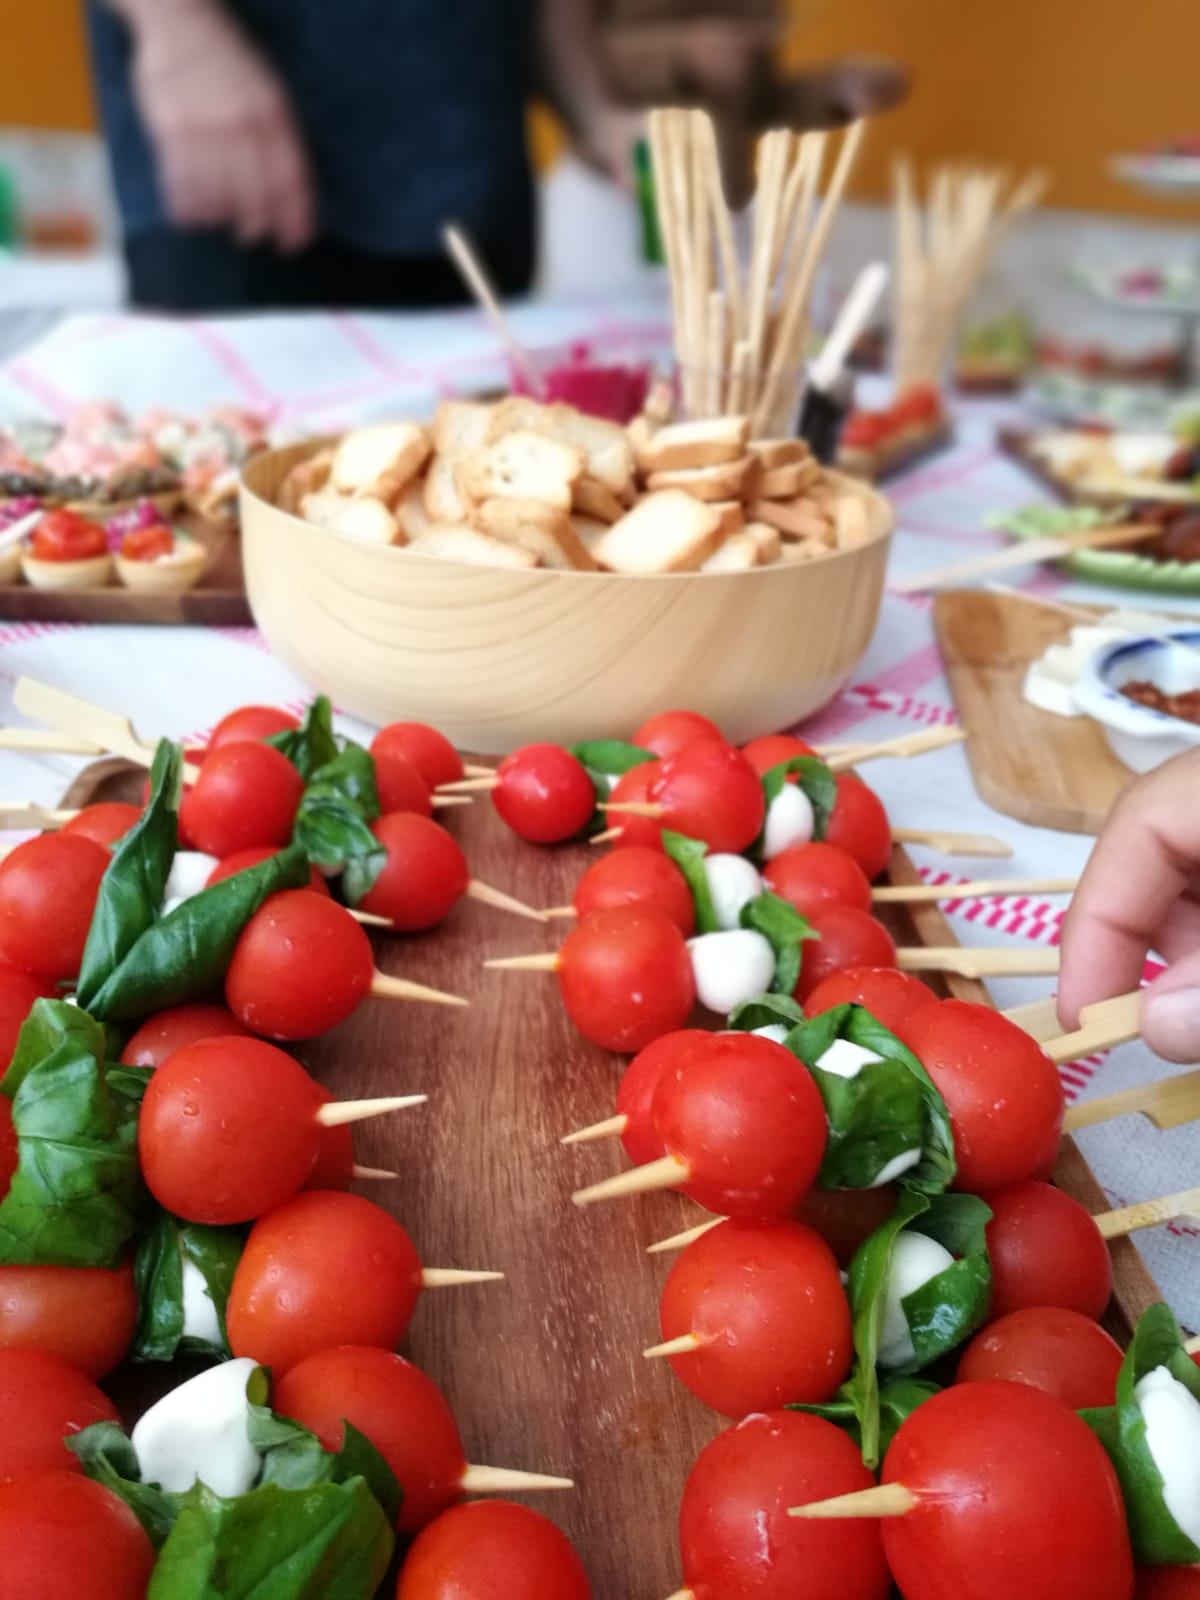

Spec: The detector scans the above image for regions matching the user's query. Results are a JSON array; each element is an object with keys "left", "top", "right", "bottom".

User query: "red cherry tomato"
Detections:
[
  {"left": 226, "top": 889, "right": 373, "bottom": 1039},
  {"left": 371, "top": 722, "right": 464, "bottom": 791},
  {"left": 659, "top": 1219, "right": 851, "bottom": 1417},
  {"left": 803, "top": 967, "right": 937, "bottom": 1036},
  {"left": 303, "top": 1086, "right": 354, "bottom": 1191},
  {"left": 795, "top": 1183, "right": 899, "bottom": 1268},
  {"left": 357, "top": 813, "right": 469, "bottom": 932},
  {"left": 893, "top": 382, "right": 943, "bottom": 426},
  {"left": 0, "top": 1471, "right": 155, "bottom": 1600},
  {"left": 764, "top": 841, "right": 872, "bottom": 917},
  {"left": 651, "top": 1032, "right": 827, "bottom": 1218},
  {"left": 0, "top": 1348, "right": 118, "bottom": 1481},
  {"left": 275, "top": 1347, "right": 467, "bottom": 1533},
  {"left": 957, "top": 1307, "right": 1123, "bottom": 1409},
  {"left": 680, "top": 1410, "right": 890, "bottom": 1600},
  {"left": 120, "top": 524, "right": 174, "bottom": 562},
  {"left": 492, "top": 744, "right": 596, "bottom": 845},
  {"left": 0, "top": 962, "right": 55, "bottom": 1068},
  {"left": 796, "top": 905, "right": 897, "bottom": 1002},
  {"left": 899, "top": 1003, "right": 1065, "bottom": 1193},
  {"left": 571, "top": 847, "right": 695, "bottom": 935},
  {"left": 881, "top": 1382, "right": 1133, "bottom": 1600},
  {"left": 138, "top": 1036, "right": 324, "bottom": 1224},
  {"left": 649, "top": 741, "right": 765, "bottom": 854},
  {"left": 368, "top": 750, "right": 434, "bottom": 818},
  {"left": 227, "top": 1190, "right": 422, "bottom": 1375},
  {"left": 60, "top": 802, "right": 141, "bottom": 849},
  {"left": 607, "top": 760, "right": 664, "bottom": 850},
  {"left": 740, "top": 733, "right": 817, "bottom": 775},
  {"left": 119, "top": 1001, "right": 252, "bottom": 1069},
  {"left": 206, "top": 847, "right": 329, "bottom": 894},
  {"left": 983, "top": 1179, "right": 1112, "bottom": 1319},
  {"left": 0, "top": 833, "right": 110, "bottom": 979},
  {"left": 614, "top": 1030, "right": 710, "bottom": 1165},
  {"left": 179, "top": 740, "right": 304, "bottom": 858},
  {"left": 1137, "top": 1570, "right": 1200, "bottom": 1599},
  {"left": 632, "top": 709, "right": 724, "bottom": 759},
  {"left": 31, "top": 510, "right": 107, "bottom": 563},
  {"left": 824, "top": 774, "right": 892, "bottom": 880},
  {"left": 398, "top": 1502, "right": 592, "bottom": 1600},
  {"left": 556, "top": 906, "right": 695, "bottom": 1053},
  {"left": 0, "top": 1259, "right": 137, "bottom": 1377},
  {"left": 842, "top": 411, "right": 887, "bottom": 449},
  {"left": 207, "top": 704, "right": 299, "bottom": 751}
]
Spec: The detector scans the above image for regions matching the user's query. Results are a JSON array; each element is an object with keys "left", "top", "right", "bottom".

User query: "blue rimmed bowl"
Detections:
[{"left": 1074, "top": 631, "right": 1200, "bottom": 773}]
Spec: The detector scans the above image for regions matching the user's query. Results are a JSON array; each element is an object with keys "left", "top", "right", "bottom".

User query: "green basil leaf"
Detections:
[
  {"left": 726, "top": 993, "right": 808, "bottom": 1034},
  {"left": 77, "top": 741, "right": 182, "bottom": 1013},
  {"left": 267, "top": 697, "right": 339, "bottom": 782},
  {"left": 570, "top": 740, "right": 658, "bottom": 778},
  {"left": 789, "top": 1376, "right": 941, "bottom": 1459},
  {"left": 68, "top": 1421, "right": 181, "bottom": 1549},
  {"left": 295, "top": 745, "right": 385, "bottom": 901},
  {"left": 133, "top": 1210, "right": 243, "bottom": 1362},
  {"left": 2, "top": 998, "right": 108, "bottom": 1102},
  {"left": 739, "top": 891, "right": 817, "bottom": 996},
  {"left": 898, "top": 1193, "right": 992, "bottom": 1371},
  {"left": 760, "top": 756, "right": 838, "bottom": 844},
  {"left": 148, "top": 1478, "right": 394, "bottom": 1600},
  {"left": 82, "top": 845, "right": 310, "bottom": 1021},
  {"left": 661, "top": 830, "right": 719, "bottom": 934},
  {"left": 248, "top": 1399, "right": 402, "bottom": 1529}
]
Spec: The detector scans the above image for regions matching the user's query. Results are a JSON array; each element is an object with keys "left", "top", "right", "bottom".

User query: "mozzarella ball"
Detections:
[
  {"left": 877, "top": 1231, "right": 955, "bottom": 1370},
  {"left": 870, "top": 1147, "right": 923, "bottom": 1187},
  {"left": 180, "top": 1257, "right": 222, "bottom": 1346},
  {"left": 702, "top": 853, "right": 764, "bottom": 931},
  {"left": 814, "top": 1039, "right": 885, "bottom": 1080},
  {"left": 1135, "top": 1365, "right": 1200, "bottom": 1546},
  {"left": 161, "top": 851, "right": 220, "bottom": 916},
  {"left": 763, "top": 784, "right": 816, "bottom": 858},
  {"left": 132, "top": 1357, "right": 261, "bottom": 1496},
  {"left": 751, "top": 1023, "right": 791, "bottom": 1045},
  {"left": 688, "top": 929, "right": 777, "bottom": 1017}
]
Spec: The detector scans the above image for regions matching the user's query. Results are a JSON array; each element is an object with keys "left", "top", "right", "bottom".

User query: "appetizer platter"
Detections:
[
  {"left": 1111, "top": 139, "right": 1200, "bottom": 198},
  {"left": 999, "top": 423, "right": 1200, "bottom": 513},
  {"left": 1024, "top": 370, "right": 1200, "bottom": 434},
  {"left": 0, "top": 676, "right": 1192, "bottom": 1600}
]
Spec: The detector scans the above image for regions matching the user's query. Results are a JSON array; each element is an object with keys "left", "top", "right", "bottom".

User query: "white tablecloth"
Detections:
[{"left": 0, "top": 303, "right": 1195, "bottom": 1332}]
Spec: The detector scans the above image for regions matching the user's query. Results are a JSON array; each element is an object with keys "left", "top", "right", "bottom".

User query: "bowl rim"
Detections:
[{"left": 1073, "top": 630, "right": 1200, "bottom": 744}]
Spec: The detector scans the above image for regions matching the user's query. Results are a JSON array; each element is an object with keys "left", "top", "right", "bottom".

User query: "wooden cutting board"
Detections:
[
  {"left": 63, "top": 759, "right": 1161, "bottom": 1598},
  {"left": 934, "top": 589, "right": 1132, "bottom": 834}
]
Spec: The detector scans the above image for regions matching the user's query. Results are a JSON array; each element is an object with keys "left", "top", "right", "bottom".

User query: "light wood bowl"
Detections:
[{"left": 240, "top": 440, "right": 894, "bottom": 752}]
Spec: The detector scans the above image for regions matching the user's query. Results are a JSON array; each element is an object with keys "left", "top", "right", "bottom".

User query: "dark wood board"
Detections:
[{"left": 62, "top": 759, "right": 1163, "bottom": 1595}]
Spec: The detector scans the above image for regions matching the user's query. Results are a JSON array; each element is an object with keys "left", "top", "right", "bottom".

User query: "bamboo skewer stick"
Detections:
[
  {"left": 421, "top": 1268, "right": 505, "bottom": 1287},
  {"left": 315, "top": 1094, "right": 427, "bottom": 1128},
  {"left": 0, "top": 727, "right": 105, "bottom": 755},
  {"left": 459, "top": 1466, "right": 573, "bottom": 1494},
  {"left": 895, "top": 946, "right": 1061, "bottom": 978},
  {"left": 789, "top": 1483, "right": 919, "bottom": 1520},
  {"left": 370, "top": 973, "right": 470, "bottom": 1006},
  {"left": 892, "top": 522, "right": 1160, "bottom": 596},
  {"left": 351, "top": 1164, "right": 397, "bottom": 1181},
  {"left": 465, "top": 880, "right": 547, "bottom": 922},
  {"left": 1039, "top": 991, "right": 1142, "bottom": 1064},
  {"left": 572, "top": 1154, "right": 689, "bottom": 1208},
  {"left": 560, "top": 1115, "right": 625, "bottom": 1146},
  {"left": 1092, "top": 1185, "right": 1200, "bottom": 1240},
  {"left": 644, "top": 1333, "right": 705, "bottom": 1360},
  {"left": 891, "top": 828, "right": 1013, "bottom": 858},
  {"left": 646, "top": 1218, "right": 723, "bottom": 1255},
  {"left": 1065, "top": 1070, "right": 1200, "bottom": 1133},
  {"left": 1002, "top": 996, "right": 1063, "bottom": 1041},
  {"left": 824, "top": 725, "right": 966, "bottom": 771},
  {"left": 872, "top": 876, "right": 1077, "bottom": 904},
  {"left": 14, "top": 677, "right": 203, "bottom": 784},
  {"left": 442, "top": 224, "right": 541, "bottom": 394}
]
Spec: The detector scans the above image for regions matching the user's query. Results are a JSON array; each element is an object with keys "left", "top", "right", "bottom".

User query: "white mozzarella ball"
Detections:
[
  {"left": 161, "top": 851, "right": 220, "bottom": 916},
  {"left": 132, "top": 1357, "right": 262, "bottom": 1496},
  {"left": 688, "top": 930, "right": 777, "bottom": 1017},
  {"left": 814, "top": 1039, "right": 885, "bottom": 1080},
  {"left": 702, "top": 854, "right": 764, "bottom": 931},
  {"left": 180, "top": 1258, "right": 222, "bottom": 1346},
  {"left": 751, "top": 1024, "right": 791, "bottom": 1045},
  {"left": 877, "top": 1231, "right": 955, "bottom": 1370},
  {"left": 870, "top": 1147, "right": 923, "bottom": 1187},
  {"left": 1135, "top": 1366, "right": 1200, "bottom": 1546},
  {"left": 763, "top": 784, "right": 816, "bottom": 858}
]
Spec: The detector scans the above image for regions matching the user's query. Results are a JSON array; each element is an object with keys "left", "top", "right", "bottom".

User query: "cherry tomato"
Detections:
[
  {"left": 881, "top": 1382, "right": 1133, "bottom": 1600},
  {"left": 740, "top": 733, "right": 817, "bottom": 775},
  {"left": 227, "top": 1190, "right": 422, "bottom": 1375},
  {"left": 179, "top": 740, "right": 304, "bottom": 858},
  {"left": 893, "top": 382, "right": 943, "bottom": 427},
  {"left": 764, "top": 841, "right": 872, "bottom": 917},
  {"left": 606, "top": 760, "right": 664, "bottom": 850},
  {"left": 368, "top": 750, "right": 434, "bottom": 818},
  {"left": 0, "top": 1259, "right": 137, "bottom": 1377},
  {"left": 824, "top": 774, "right": 892, "bottom": 880},
  {"left": 398, "top": 1502, "right": 591, "bottom": 1600},
  {"left": 680, "top": 1410, "right": 889, "bottom": 1600},
  {"left": 226, "top": 890, "right": 373, "bottom": 1039},
  {"left": 571, "top": 847, "right": 695, "bottom": 935},
  {"left": 556, "top": 906, "right": 695, "bottom": 1053},
  {"left": 0, "top": 833, "right": 110, "bottom": 979},
  {"left": 120, "top": 524, "right": 174, "bottom": 562},
  {"left": 207, "top": 704, "right": 299, "bottom": 751},
  {"left": 1137, "top": 1570, "right": 1200, "bottom": 1599},
  {"left": 60, "top": 802, "right": 141, "bottom": 849},
  {"left": 899, "top": 1004, "right": 1065, "bottom": 1193},
  {"left": 31, "top": 510, "right": 107, "bottom": 563},
  {"left": 651, "top": 1032, "right": 827, "bottom": 1217},
  {"left": 632, "top": 709, "right": 723, "bottom": 759},
  {"left": 795, "top": 1184, "right": 899, "bottom": 1268},
  {"left": 649, "top": 741, "right": 765, "bottom": 854},
  {"left": 304, "top": 1086, "right": 354, "bottom": 1191},
  {"left": 275, "top": 1347, "right": 467, "bottom": 1533},
  {"left": 957, "top": 1307, "right": 1122, "bottom": 1409},
  {"left": 492, "top": 744, "right": 595, "bottom": 845},
  {"left": 803, "top": 967, "right": 937, "bottom": 1036},
  {"left": 119, "top": 1001, "right": 252, "bottom": 1069},
  {"left": 138, "top": 1036, "right": 324, "bottom": 1224},
  {"left": 659, "top": 1219, "right": 851, "bottom": 1417},
  {"left": 371, "top": 722, "right": 463, "bottom": 791},
  {"left": 0, "top": 1348, "right": 118, "bottom": 1480},
  {"left": 614, "top": 1030, "right": 710, "bottom": 1165},
  {"left": 357, "top": 813, "right": 469, "bottom": 932},
  {"left": 0, "top": 1471, "right": 155, "bottom": 1600},
  {"left": 0, "top": 962, "right": 55, "bottom": 1068},
  {"left": 983, "top": 1179, "right": 1112, "bottom": 1319},
  {"left": 206, "top": 847, "right": 329, "bottom": 895},
  {"left": 0, "top": 1099, "right": 15, "bottom": 1202},
  {"left": 842, "top": 412, "right": 888, "bottom": 450},
  {"left": 796, "top": 905, "right": 897, "bottom": 1002}
]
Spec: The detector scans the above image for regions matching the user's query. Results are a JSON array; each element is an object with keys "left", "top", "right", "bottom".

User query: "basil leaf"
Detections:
[
  {"left": 899, "top": 1193, "right": 992, "bottom": 1370},
  {"left": 267, "top": 696, "right": 339, "bottom": 782},
  {"left": 68, "top": 1421, "right": 180, "bottom": 1549},
  {"left": 132, "top": 1210, "right": 243, "bottom": 1362},
  {"left": 661, "top": 830, "right": 719, "bottom": 934},
  {"left": 726, "top": 993, "right": 808, "bottom": 1034},
  {"left": 295, "top": 746, "right": 385, "bottom": 902},
  {"left": 148, "top": 1479, "right": 394, "bottom": 1600},
  {"left": 82, "top": 845, "right": 310, "bottom": 1021},
  {"left": 760, "top": 756, "right": 838, "bottom": 843},
  {"left": 77, "top": 741, "right": 181, "bottom": 1013},
  {"left": 248, "top": 1397, "right": 402, "bottom": 1528},
  {"left": 2, "top": 997, "right": 108, "bottom": 1102},
  {"left": 790, "top": 1376, "right": 941, "bottom": 1459},
  {"left": 570, "top": 740, "right": 658, "bottom": 778},
  {"left": 739, "top": 891, "right": 817, "bottom": 996}
]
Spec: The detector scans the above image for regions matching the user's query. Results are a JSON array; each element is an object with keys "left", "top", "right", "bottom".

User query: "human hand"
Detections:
[
  {"left": 1058, "top": 749, "right": 1200, "bottom": 1060},
  {"left": 129, "top": 0, "right": 314, "bottom": 251}
]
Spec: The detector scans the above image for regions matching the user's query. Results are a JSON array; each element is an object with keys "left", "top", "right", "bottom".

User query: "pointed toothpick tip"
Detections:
[{"left": 571, "top": 1154, "right": 689, "bottom": 1208}]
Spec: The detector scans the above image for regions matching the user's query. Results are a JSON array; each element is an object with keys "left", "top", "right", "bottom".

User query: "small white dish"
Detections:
[{"left": 1074, "top": 632, "right": 1200, "bottom": 773}]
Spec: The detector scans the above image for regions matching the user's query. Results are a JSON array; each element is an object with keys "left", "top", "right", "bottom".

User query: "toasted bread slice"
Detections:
[
  {"left": 475, "top": 498, "right": 598, "bottom": 571},
  {"left": 596, "top": 490, "right": 723, "bottom": 574},
  {"left": 702, "top": 533, "right": 759, "bottom": 573},
  {"left": 744, "top": 520, "right": 783, "bottom": 564},
  {"left": 710, "top": 500, "right": 746, "bottom": 539},
  {"left": 396, "top": 478, "right": 434, "bottom": 541},
  {"left": 778, "top": 535, "right": 834, "bottom": 563},
  {"left": 636, "top": 416, "right": 750, "bottom": 474},
  {"left": 410, "top": 524, "right": 539, "bottom": 570},
  {"left": 457, "top": 430, "right": 585, "bottom": 511},
  {"left": 573, "top": 476, "right": 627, "bottom": 524},
  {"left": 278, "top": 448, "right": 334, "bottom": 515},
  {"left": 750, "top": 438, "right": 811, "bottom": 472},
  {"left": 424, "top": 454, "right": 467, "bottom": 523},
  {"left": 646, "top": 456, "right": 758, "bottom": 503},
  {"left": 536, "top": 404, "right": 634, "bottom": 495},
  {"left": 433, "top": 401, "right": 495, "bottom": 458},
  {"left": 748, "top": 496, "right": 835, "bottom": 540},
  {"left": 303, "top": 490, "right": 400, "bottom": 545},
  {"left": 571, "top": 516, "right": 611, "bottom": 565},
  {"left": 758, "top": 460, "right": 820, "bottom": 499},
  {"left": 331, "top": 423, "right": 431, "bottom": 503},
  {"left": 833, "top": 491, "right": 874, "bottom": 549},
  {"left": 486, "top": 396, "right": 548, "bottom": 440}
]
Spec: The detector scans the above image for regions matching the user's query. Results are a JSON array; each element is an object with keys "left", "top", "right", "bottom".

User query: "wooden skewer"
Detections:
[
  {"left": 872, "top": 876, "right": 1077, "bottom": 904},
  {"left": 544, "top": 905, "right": 576, "bottom": 920},
  {"left": 351, "top": 1164, "right": 397, "bottom": 1180},
  {"left": 437, "top": 776, "right": 499, "bottom": 794},
  {"left": 1184, "top": 1334, "right": 1200, "bottom": 1356},
  {"left": 466, "top": 879, "right": 547, "bottom": 922},
  {"left": 431, "top": 795, "right": 473, "bottom": 810},
  {"left": 462, "top": 763, "right": 493, "bottom": 778},
  {"left": 646, "top": 1218, "right": 724, "bottom": 1255},
  {"left": 459, "top": 1465, "right": 573, "bottom": 1493},
  {"left": 560, "top": 1114, "right": 625, "bottom": 1146},
  {"left": 891, "top": 828, "right": 1013, "bottom": 858},
  {"left": 13, "top": 677, "right": 203, "bottom": 784},
  {"left": 643, "top": 1333, "right": 705, "bottom": 1360},
  {"left": 442, "top": 223, "right": 542, "bottom": 394},
  {"left": 1092, "top": 1185, "right": 1200, "bottom": 1240},
  {"left": 1002, "top": 995, "right": 1063, "bottom": 1041},
  {"left": 896, "top": 946, "right": 1061, "bottom": 978},
  {"left": 351, "top": 910, "right": 393, "bottom": 928},
  {"left": 589, "top": 827, "right": 624, "bottom": 846},
  {"left": 892, "top": 522, "right": 1160, "bottom": 596},
  {"left": 370, "top": 973, "right": 469, "bottom": 1006},
  {"left": 824, "top": 726, "right": 966, "bottom": 772},
  {"left": 602, "top": 801, "right": 663, "bottom": 819},
  {"left": 1039, "top": 991, "right": 1141, "bottom": 1065},
  {"left": 484, "top": 952, "right": 559, "bottom": 973},
  {"left": 572, "top": 1154, "right": 689, "bottom": 1208},
  {"left": 789, "top": 1483, "right": 919, "bottom": 1520},
  {"left": 421, "top": 1268, "right": 505, "bottom": 1287},
  {"left": 315, "top": 1094, "right": 427, "bottom": 1128},
  {"left": 1065, "top": 1068, "right": 1200, "bottom": 1133},
  {"left": 0, "top": 727, "right": 105, "bottom": 755},
  {"left": 0, "top": 802, "right": 76, "bottom": 831}
]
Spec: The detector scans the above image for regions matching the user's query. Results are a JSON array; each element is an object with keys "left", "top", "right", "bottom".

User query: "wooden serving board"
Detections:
[
  {"left": 934, "top": 588, "right": 1131, "bottom": 835},
  {"left": 840, "top": 419, "right": 955, "bottom": 486},
  {"left": 63, "top": 759, "right": 1161, "bottom": 1598}
]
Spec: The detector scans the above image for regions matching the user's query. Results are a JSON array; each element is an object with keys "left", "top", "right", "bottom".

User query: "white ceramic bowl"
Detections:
[{"left": 1074, "top": 632, "right": 1200, "bottom": 773}]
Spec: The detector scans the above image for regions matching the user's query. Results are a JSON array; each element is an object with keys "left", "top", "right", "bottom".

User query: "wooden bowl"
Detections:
[{"left": 240, "top": 440, "right": 894, "bottom": 752}]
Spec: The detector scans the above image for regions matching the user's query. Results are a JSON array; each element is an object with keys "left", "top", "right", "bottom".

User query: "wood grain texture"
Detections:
[
  {"left": 934, "top": 588, "right": 1131, "bottom": 834},
  {"left": 239, "top": 442, "right": 894, "bottom": 754}
]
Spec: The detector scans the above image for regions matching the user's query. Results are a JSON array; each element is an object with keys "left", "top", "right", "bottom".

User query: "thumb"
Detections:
[{"left": 1141, "top": 956, "right": 1200, "bottom": 1063}]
